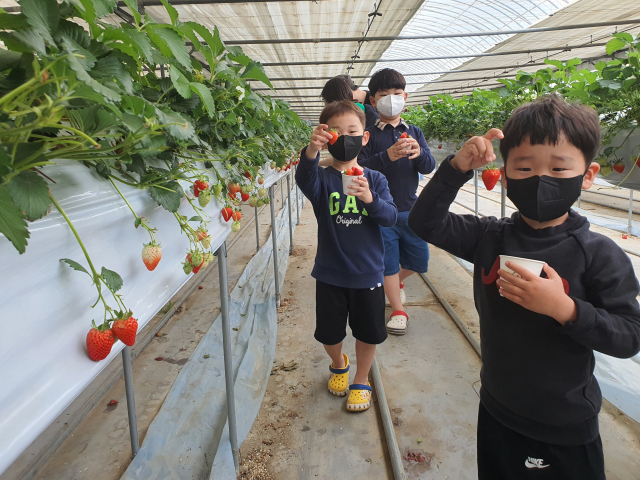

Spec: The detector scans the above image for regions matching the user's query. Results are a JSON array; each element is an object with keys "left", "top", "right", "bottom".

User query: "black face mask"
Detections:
[
  {"left": 505, "top": 174, "right": 583, "bottom": 222},
  {"left": 327, "top": 134, "right": 363, "bottom": 162}
]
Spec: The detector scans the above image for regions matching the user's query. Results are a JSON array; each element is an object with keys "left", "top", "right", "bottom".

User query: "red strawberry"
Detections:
[
  {"left": 232, "top": 210, "right": 242, "bottom": 221},
  {"left": 258, "top": 177, "right": 264, "bottom": 185},
  {"left": 481, "top": 164, "right": 501, "bottom": 191},
  {"left": 244, "top": 170, "right": 253, "bottom": 181},
  {"left": 196, "top": 227, "right": 208, "bottom": 242},
  {"left": 328, "top": 129, "right": 339, "bottom": 145},
  {"left": 228, "top": 182, "right": 240, "bottom": 195},
  {"left": 345, "top": 168, "right": 353, "bottom": 176},
  {"left": 86, "top": 325, "right": 115, "bottom": 361},
  {"left": 112, "top": 316, "right": 138, "bottom": 347},
  {"left": 613, "top": 163, "right": 625, "bottom": 174},
  {"left": 241, "top": 192, "right": 250, "bottom": 202},
  {"left": 142, "top": 242, "right": 162, "bottom": 271},
  {"left": 400, "top": 132, "right": 409, "bottom": 139},
  {"left": 193, "top": 180, "right": 209, "bottom": 197},
  {"left": 352, "top": 166, "right": 364, "bottom": 176},
  {"left": 221, "top": 207, "right": 233, "bottom": 222},
  {"left": 187, "top": 252, "right": 205, "bottom": 273},
  {"left": 438, "top": 145, "right": 442, "bottom": 149}
]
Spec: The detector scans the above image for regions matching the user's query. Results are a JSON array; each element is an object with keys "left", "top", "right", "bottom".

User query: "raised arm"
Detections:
[{"left": 296, "top": 124, "right": 334, "bottom": 204}]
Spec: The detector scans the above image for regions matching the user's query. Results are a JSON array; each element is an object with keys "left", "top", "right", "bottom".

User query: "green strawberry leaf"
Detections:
[
  {"left": 61, "top": 258, "right": 91, "bottom": 277},
  {"left": 149, "top": 180, "right": 183, "bottom": 212},
  {"left": 188, "top": 216, "right": 203, "bottom": 222},
  {"left": 119, "top": 0, "right": 141, "bottom": 25},
  {"left": 7, "top": 171, "right": 51, "bottom": 221},
  {"left": 101, "top": 266, "right": 123, "bottom": 292},
  {"left": 240, "top": 60, "right": 273, "bottom": 88},
  {"left": 606, "top": 38, "right": 627, "bottom": 55},
  {"left": 170, "top": 65, "right": 192, "bottom": 99},
  {"left": 19, "top": 0, "right": 59, "bottom": 46},
  {"left": 159, "top": 0, "right": 179, "bottom": 25},
  {"left": 147, "top": 25, "right": 193, "bottom": 72},
  {"left": 0, "top": 185, "right": 29, "bottom": 254},
  {"left": 8, "top": 28, "right": 46, "bottom": 55},
  {"left": 0, "top": 12, "right": 29, "bottom": 30},
  {"left": 190, "top": 82, "right": 215, "bottom": 117},
  {"left": 120, "top": 27, "right": 154, "bottom": 64},
  {"left": 66, "top": 53, "right": 121, "bottom": 103}
]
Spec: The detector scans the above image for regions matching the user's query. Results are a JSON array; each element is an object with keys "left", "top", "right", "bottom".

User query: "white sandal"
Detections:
[{"left": 387, "top": 310, "right": 409, "bottom": 335}]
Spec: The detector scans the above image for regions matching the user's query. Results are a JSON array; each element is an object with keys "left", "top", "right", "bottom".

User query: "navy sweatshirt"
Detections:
[
  {"left": 296, "top": 147, "right": 397, "bottom": 289},
  {"left": 408, "top": 158, "right": 640, "bottom": 445},
  {"left": 358, "top": 119, "right": 435, "bottom": 212}
]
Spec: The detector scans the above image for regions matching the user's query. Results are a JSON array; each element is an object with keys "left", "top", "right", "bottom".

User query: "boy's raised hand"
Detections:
[
  {"left": 450, "top": 129, "right": 504, "bottom": 173},
  {"left": 306, "top": 124, "right": 334, "bottom": 159}
]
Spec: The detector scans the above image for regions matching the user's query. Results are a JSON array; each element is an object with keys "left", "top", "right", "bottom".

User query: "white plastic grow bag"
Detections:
[{"left": 0, "top": 160, "right": 232, "bottom": 476}]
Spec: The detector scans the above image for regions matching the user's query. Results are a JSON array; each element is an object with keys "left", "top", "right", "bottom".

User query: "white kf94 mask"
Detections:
[{"left": 376, "top": 95, "right": 405, "bottom": 116}]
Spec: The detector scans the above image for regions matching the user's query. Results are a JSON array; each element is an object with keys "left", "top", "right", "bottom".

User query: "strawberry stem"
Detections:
[{"left": 108, "top": 177, "right": 157, "bottom": 243}]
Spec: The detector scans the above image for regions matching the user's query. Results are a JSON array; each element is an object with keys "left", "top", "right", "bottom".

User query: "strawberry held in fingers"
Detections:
[
  {"left": 142, "top": 242, "right": 162, "bottom": 271},
  {"left": 328, "top": 129, "right": 339, "bottom": 145},
  {"left": 86, "top": 324, "right": 115, "bottom": 361},
  {"left": 352, "top": 166, "right": 364, "bottom": 176},
  {"left": 112, "top": 316, "right": 138, "bottom": 347},
  {"left": 481, "top": 164, "right": 501, "bottom": 191}
]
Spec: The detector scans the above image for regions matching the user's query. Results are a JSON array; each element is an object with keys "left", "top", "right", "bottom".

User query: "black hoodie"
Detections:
[{"left": 408, "top": 158, "right": 640, "bottom": 445}]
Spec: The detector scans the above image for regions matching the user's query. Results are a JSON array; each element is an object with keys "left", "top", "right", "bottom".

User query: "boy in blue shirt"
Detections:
[
  {"left": 359, "top": 68, "right": 435, "bottom": 335},
  {"left": 296, "top": 100, "right": 397, "bottom": 412}
]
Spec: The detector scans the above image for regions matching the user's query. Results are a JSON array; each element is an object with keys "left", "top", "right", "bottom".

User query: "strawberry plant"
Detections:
[{"left": 0, "top": 0, "right": 310, "bottom": 360}]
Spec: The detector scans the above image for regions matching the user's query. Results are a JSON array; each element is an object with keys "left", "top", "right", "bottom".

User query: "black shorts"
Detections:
[
  {"left": 315, "top": 280, "right": 387, "bottom": 345},
  {"left": 477, "top": 402, "right": 605, "bottom": 480}
]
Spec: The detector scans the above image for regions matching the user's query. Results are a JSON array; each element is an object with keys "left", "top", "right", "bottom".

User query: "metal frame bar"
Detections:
[
  {"left": 287, "top": 173, "right": 293, "bottom": 255},
  {"left": 269, "top": 186, "right": 281, "bottom": 307},
  {"left": 254, "top": 205, "right": 260, "bottom": 252},
  {"left": 212, "top": 20, "right": 640, "bottom": 45},
  {"left": 217, "top": 241, "right": 240, "bottom": 473},
  {"left": 122, "top": 346, "right": 140, "bottom": 459},
  {"left": 260, "top": 41, "right": 609, "bottom": 66}
]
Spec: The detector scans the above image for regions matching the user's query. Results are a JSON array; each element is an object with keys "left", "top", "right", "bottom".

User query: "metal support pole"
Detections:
[
  {"left": 269, "top": 186, "right": 281, "bottom": 307},
  {"left": 501, "top": 179, "right": 506, "bottom": 218},
  {"left": 474, "top": 170, "right": 479, "bottom": 216},
  {"left": 217, "top": 241, "right": 240, "bottom": 473},
  {"left": 294, "top": 165, "right": 300, "bottom": 225},
  {"left": 121, "top": 346, "right": 140, "bottom": 458},
  {"left": 280, "top": 177, "right": 284, "bottom": 205},
  {"left": 254, "top": 204, "right": 260, "bottom": 252},
  {"left": 287, "top": 173, "right": 293, "bottom": 254},
  {"left": 629, "top": 189, "right": 633, "bottom": 236}
]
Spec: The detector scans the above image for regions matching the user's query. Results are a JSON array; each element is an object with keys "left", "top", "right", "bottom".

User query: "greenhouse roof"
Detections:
[{"left": 1, "top": 0, "right": 639, "bottom": 119}]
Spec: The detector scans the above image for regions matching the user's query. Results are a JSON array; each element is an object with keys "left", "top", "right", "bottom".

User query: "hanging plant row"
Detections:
[
  {"left": 0, "top": 0, "right": 311, "bottom": 360},
  {"left": 403, "top": 32, "right": 640, "bottom": 175}
]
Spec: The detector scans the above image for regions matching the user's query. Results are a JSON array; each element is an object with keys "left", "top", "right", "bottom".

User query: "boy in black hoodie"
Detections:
[
  {"left": 408, "top": 95, "right": 640, "bottom": 479},
  {"left": 296, "top": 100, "right": 397, "bottom": 412}
]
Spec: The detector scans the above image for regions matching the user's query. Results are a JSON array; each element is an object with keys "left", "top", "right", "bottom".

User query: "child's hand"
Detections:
[
  {"left": 306, "top": 124, "right": 333, "bottom": 159},
  {"left": 405, "top": 138, "right": 421, "bottom": 160},
  {"left": 450, "top": 129, "right": 504, "bottom": 173},
  {"left": 348, "top": 176, "right": 373, "bottom": 204},
  {"left": 387, "top": 139, "right": 410, "bottom": 161},
  {"left": 497, "top": 262, "right": 577, "bottom": 325}
]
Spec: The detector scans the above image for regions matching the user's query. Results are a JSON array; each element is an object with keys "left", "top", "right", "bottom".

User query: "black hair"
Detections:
[
  {"left": 367, "top": 68, "right": 406, "bottom": 97},
  {"left": 335, "top": 74, "right": 358, "bottom": 91},
  {"left": 319, "top": 100, "right": 366, "bottom": 129},
  {"left": 500, "top": 94, "right": 601, "bottom": 169},
  {"left": 320, "top": 77, "right": 355, "bottom": 103}
]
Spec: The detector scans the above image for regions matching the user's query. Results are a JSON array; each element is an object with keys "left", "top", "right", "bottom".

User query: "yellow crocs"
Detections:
[
  {"left": 347, "top": 383, "right": 372, "bottom": 412},
  {"left": 328, "top": 353, "right": 350, "bottom": 396}
]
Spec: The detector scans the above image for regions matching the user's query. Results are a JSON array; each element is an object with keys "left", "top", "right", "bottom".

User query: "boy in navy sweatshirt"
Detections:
[
  {"left": 358, "top": 68, "right": 435, "bottom": 335},
  {"left": 296, "top": 100, "right": 397, "bottom": 412},
  {"left": 408, "top": 95, "right": 640, "bottom": 479}
]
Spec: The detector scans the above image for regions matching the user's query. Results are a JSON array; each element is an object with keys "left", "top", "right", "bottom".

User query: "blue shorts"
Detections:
[{"left": 380, "top": 210, "right": 430, "bottom": 276}]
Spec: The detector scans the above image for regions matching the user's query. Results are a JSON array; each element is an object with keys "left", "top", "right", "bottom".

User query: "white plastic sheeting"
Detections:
[
  {"left": 122, "top": 182, "right": 302, "bottom": 480},
  {"left": 0, "top": 160, "right": 230, "bottom": 476}
]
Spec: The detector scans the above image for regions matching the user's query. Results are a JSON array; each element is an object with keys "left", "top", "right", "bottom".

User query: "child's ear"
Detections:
[
  {"left": 403, "top": 92, "right": 408, "bottom": 101},
  {"left": 362, "top": 130, "right": 370, "bottom": 146},
  {"left": 582, "top": 162, "right": 600, "bottom": 189},
  {"left": 370, "top": 96, "right": 377, "bottom": 108}
]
